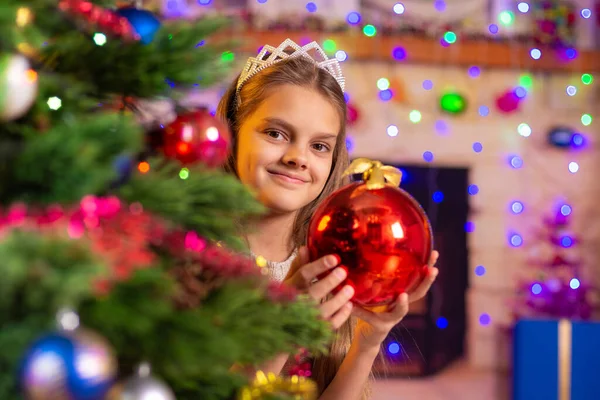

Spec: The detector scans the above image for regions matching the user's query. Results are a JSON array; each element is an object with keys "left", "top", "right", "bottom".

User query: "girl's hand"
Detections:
[
  {"left": 351, "top": 251, "right": 440, "bottom": 353},
  {"left": 285, "top": 246, "right": 354, "bottom": 329}
]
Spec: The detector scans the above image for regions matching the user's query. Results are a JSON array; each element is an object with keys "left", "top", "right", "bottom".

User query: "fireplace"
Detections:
[{"left": 373, "top": 164, "right": 470, "bottom": 377}]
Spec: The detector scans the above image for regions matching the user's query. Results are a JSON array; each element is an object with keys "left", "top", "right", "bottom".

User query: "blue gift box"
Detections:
[{"left": 513, "top": 319, "right": 600, "bottom": 400}]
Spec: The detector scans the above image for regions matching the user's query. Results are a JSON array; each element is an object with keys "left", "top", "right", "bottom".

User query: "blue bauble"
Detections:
[
  {"left": 116, "top": 7, "right": 161, "bottom": 45},
  {"left": 111, "top": 154, "right": 133, "bottom": 188},
  {"left": 20, "top": 331, "right": 117, "bottom": 400}
]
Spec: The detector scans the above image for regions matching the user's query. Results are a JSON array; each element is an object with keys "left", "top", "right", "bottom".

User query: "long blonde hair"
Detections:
[{"left": 217, "top": 56, "right": 372, "bottom": 397}]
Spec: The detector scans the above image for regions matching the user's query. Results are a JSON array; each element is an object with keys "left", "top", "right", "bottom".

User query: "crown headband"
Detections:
[{"left": 235, "top": 38, "right": 345, "bottom": 107}]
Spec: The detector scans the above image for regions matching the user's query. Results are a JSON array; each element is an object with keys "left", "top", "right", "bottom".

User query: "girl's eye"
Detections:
[
  {"left": 265, "top": 130, "right": 285, "bottom": 140},
  {"left": 312, "top": 143, "right": 330, "bottom": 152}
]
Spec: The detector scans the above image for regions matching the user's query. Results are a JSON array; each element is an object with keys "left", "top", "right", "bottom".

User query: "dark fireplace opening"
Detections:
[{"left": 373, "top": 164, "right": 470, "bottom": 377}]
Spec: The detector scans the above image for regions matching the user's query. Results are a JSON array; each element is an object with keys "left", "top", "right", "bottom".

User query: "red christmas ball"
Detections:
[
  {"left": 307, "top": 176, "right": 433, "bottom": 308},
  {"left": 161, "top": 109, "right": 231, "bottom": 167}
]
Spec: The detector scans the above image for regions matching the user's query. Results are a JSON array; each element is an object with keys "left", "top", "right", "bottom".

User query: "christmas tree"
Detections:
[
  {"left": 514, "top": 205, "right": 598, "bottom": 321},
  {"left": 0, "top": 1, "right": 331, "bottom": 399}
]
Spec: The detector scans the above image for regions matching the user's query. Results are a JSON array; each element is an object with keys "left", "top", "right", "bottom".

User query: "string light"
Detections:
[
  {"left": 468, "top": 66, "right": 481, "bottom": 78},
  {"left": 409, "top": 110, "right": 422, "bottom": 123},
  {"left": 475, "top": 265, "right": 486, "bottom": 276},
  {"left": 531, "top": 283, "right": 542, "bottom": 295},
  {"left": 472, "top": 142, "right": 483, "bottom": 153},
  {"left": 580, "top": 8, "right": 591, "bottom": 19},
  {"left": 392, "top": 46, "right": 407, "bottom": 60},
  {"left": 530, "top": 48, "right": 541, "bottom": 59},
  {"left": 511, "top": 201, "right": 524, "bottom": 214},
  {"left": 566, "top": 85, "right": 577, "bottom": 96},
  {"left": 47, "top": 97, "right": 62, "bottom": 110},
  {"left": 443, "top": 31, "right": 457, "bottom": 44},
  {"left": 363, "top": 25, "right": 377, "bottom": 37},
  {"left": 509, "top": 155, "right": 523, "bottom": 169},
  {"left": 478, "top": 105, "right": 490, "bottom": 116},
  {"left": 393, "top": 3, "right": 405, "bottom": 14},
  {"left": 422, "top": 80, "right": 433, "bottom": 90},
  {"left": 468, "top": 184, "right": 479, "bottom": 195},
  {"left": 179, "top": 168, "right": 190, "bottom": 180},
  {"left": 322, "top": 39, "right": 336, "bottom": 53},
  {"left": 581, "top": 74, "right": 593, "bottom": 85},
  {"left": 93, "top": 33, "right": 107, "bottom": 46},
  {"left": 432, "top": 191, "right": 444, "bottom": 203},
  {"left": 434, "top": 0, "right": 446, "bottom": 12},
  {"left": 436, "top": 317, "right": 448, "bottom": 329},
  {"left": 518, "top": 123, "right": 531, "bottom": 137},
  {"left": 499, "top": 11, "right": 514, "bottom": 26},
  {"left": 346, "top": 12, "right": 361, "bottom": 25},
  {"left": 388, "top": 342, "right": 401, "bottom": 354},
  {"left": 517, "top": 2, "right": 530, "bottom": 13},
  {"left": 581, "top": 114, "right": 592, "bottom": 126},
  {"left": 335, "top": 50, "right": 347, "bottom": 62},
  {"left": 387, "top": 125, "right": 399, "bottom": 137},
  {"left": 423, "top": 151, "right": 434, "bottom": 162},
  {"left": 570, "top": 278, "right": 581, "bottom": 289},
  {"left": 479, "top": 314, "right": 491, "bottom": 326},
  {"left": 488, "top": 24, "right": 499, "bottom": 34},
  {"left": 568, "top": 162, "right": 579, "bottom": 173},
  {"left": 377, "top": 78, "right": 390, "bottom": 90},
  {"left": 509, "top": 233, "right": 523, "bottom": 247},
  {"left": 306, "top": 2, "right": 317, "bottom": 12}
]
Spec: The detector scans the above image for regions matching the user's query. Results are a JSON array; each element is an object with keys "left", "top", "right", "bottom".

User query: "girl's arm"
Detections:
[{"left": 317, "top": 343, "right": 379, "bottom": 400}]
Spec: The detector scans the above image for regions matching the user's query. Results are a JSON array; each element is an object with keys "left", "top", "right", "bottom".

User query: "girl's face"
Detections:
[{"left": 236, "top": 84, "right": 341, "bottom": 214}]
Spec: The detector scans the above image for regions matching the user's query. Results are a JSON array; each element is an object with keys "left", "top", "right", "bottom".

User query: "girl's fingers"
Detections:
[
  {"left": 309, "top": 267, "right": 348, "bottom": 301},
  {"left": 329, "top": 302, "right": 353, "bottom": 330},
  {"left": 390, "top": 293, "right": 410, "bottom": 320},
  {"left": 319, "top": 285, "right": 354, "bottom": 319},
  {"left": 408, "top": 267, "right": 438, "bottom": 303}
]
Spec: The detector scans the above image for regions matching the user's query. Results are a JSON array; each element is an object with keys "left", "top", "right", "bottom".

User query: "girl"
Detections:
[{"left": 217, "top": 39, "right": 439, "bottom": 399}]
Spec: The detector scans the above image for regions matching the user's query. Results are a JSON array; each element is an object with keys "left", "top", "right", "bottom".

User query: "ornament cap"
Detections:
[{"left": 343, "top": 158, "right": 402, "bottom": 189}]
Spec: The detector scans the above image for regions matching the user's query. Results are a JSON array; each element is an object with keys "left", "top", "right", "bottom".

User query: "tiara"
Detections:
[{"left": 235, "top": 38, "right": 345, "bottom": 106}]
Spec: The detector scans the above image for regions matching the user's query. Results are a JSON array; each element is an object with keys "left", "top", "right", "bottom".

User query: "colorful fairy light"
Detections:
[
  {"left": 436, "top": 317, "right": 448, "bottom": 329},
  {"left": 467, "top": 184, "right": 479, "bottom": 195},
  {"left": 581, "top": 114, "right": 592, "bottom": 126},
  {"left": 499, "top": 11, "right": 514, "bottom": 26},
  {"left": 581, "top": 74, "right": 593, "bottom": 85},
  {"left": 519, "top": 74, "right": 533, "bottom": 89},
  {"left": 422, "top": 80, "right": 433, "bottom": 90},
  {"left": 93, "top": 33, "right": 107, "bottom": 46},
  {"left": 432, "top": 191, "right": 444, "bottom": 203},
  {"left": 509, "top": 155, "right": 523, "bottom": 169},
  {"left": 509, "top": 233, "right": 523, "bottom": 247},
  {"left": 475, "top": 265, "right": 486, "bottom": 276},
  {"left": 443, "top": 31, "right": 457, "bottom": 44},
  {"left": 306, "top": 2, "right": 317, "bottom": 12},
  {"left": 378, "top": 89, "right": 393, "bottom": 101},
  {"left": 322, "top": 39, "right": 336, "bottom": 53},
  {"left": 392, "top": 46, "right": 407, "bottom": 60},
  {"left": 568, "top": 161, "right": 579, "bottom": 173},
  {"left": 409, "top": 110, "right": 421, "bottom": 123},
  {"left": 580, "top": 8, "right": 591, "bottom": 19},
  {"left": 346, "top": 11, "right": 361, "bottom": 25},
  {"left": 377, "top": 78, "right": 390, "bottom": 90},
  {"left": 566, "top": 85, "right": 577, "bottom": 96},
  {"left": 478, "top": 105, "right": 490, "bottom": 116},
  {"left": 517, "top": 2, "right": 530, "bottom": 13},
  {"left": 530, "top": 48, "right": 541, "bottom": 59},
  {"left": 472, "top": 142, "right": 483, "bottom": 153},
  {"left": 388, "top": 342, "right": 401, "bottom": 354},
  {"left": 423, "top": 151, "right": 434, "bottom": 162},
  {"left": 468, "top": 66, "right": 481, "bottom": 78},
  {"left": 362, "top": 25, "right": 376, "bottom": 37},
  {"left": 488, "top": 24, "right": 499, "bottom": 34},
  {"left": 518, "top": 123, "right": 531, "bottom": 137},
  {"left": 386, "top": 125, "right": 399, "bottom": 137},
  {"left": 393, "top": 3, "right": 405, "bottom": 14},
  {"left": 335, "top": 50, "right": 347, "bottom": 62},
  {"left": 511, "top": 201, "right": 524, "bottom": 214}
]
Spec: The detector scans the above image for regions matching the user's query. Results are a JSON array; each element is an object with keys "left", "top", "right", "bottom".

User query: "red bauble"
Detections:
[
  {"left": 307, "top": 163, "right": 433, "bottom": 308},
  {"left": 161, "top": 109, "right": 231, "bottom": 167}
]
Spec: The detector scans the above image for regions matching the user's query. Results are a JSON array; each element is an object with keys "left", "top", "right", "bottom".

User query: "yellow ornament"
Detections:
[{"left": 238, "top": 371, "right": 317, "bottom": 400}]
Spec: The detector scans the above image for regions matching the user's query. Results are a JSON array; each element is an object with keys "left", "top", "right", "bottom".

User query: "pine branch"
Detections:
[
  {"left": 117, "top": 162, "right": 266, "bottom": 250},
  {"left": 1, "top": 113, "right": 143, "bottom": 205}
]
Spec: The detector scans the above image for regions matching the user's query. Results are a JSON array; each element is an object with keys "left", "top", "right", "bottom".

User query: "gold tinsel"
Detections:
[{"left": 238, "top": 371, "right": 317, "bottom": 400}]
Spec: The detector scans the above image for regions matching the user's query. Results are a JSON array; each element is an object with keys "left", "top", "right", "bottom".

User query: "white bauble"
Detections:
[{"left": 0, "top": 53, "right": 38, "bottom": 121}]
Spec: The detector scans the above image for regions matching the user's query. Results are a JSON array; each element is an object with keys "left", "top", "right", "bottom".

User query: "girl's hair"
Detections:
[{"left": 216, "top": 56, "right": 372, "bottom": 398}]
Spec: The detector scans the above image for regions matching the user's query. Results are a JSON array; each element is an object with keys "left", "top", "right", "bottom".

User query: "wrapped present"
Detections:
[{"left": 513, "top": 319, "right": 600, "bottom": 400}]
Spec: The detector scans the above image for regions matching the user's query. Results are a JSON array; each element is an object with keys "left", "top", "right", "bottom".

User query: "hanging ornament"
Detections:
[
  {"left": 111, "top": 363, "right": 175, "bottom": 400},
  {"left": 19, "top": 309, "right": 117, "bottom": 400},
  {"left": 307, "top": 159, "right": 434, "bottom": 308},
  {"left": 439, "top": 91, "right": 467, "bottom": 115},
  {"left": 495, "top": 90, "right": 521, "bottom": 114},
  {"left": 58, "top": 0, "right": 138, "bottom": 41},
  {"left": 0, "top": 53, "right": 38, "bottom": 121},
  {"left": 161, "top": 109, "right": 231, "bottom": 167},
  {"left": 116, "top": 6, "right": 161, "bottom": 45},
  {"left": 346, "top": 102, "right": 359, "bottom": 126}
]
